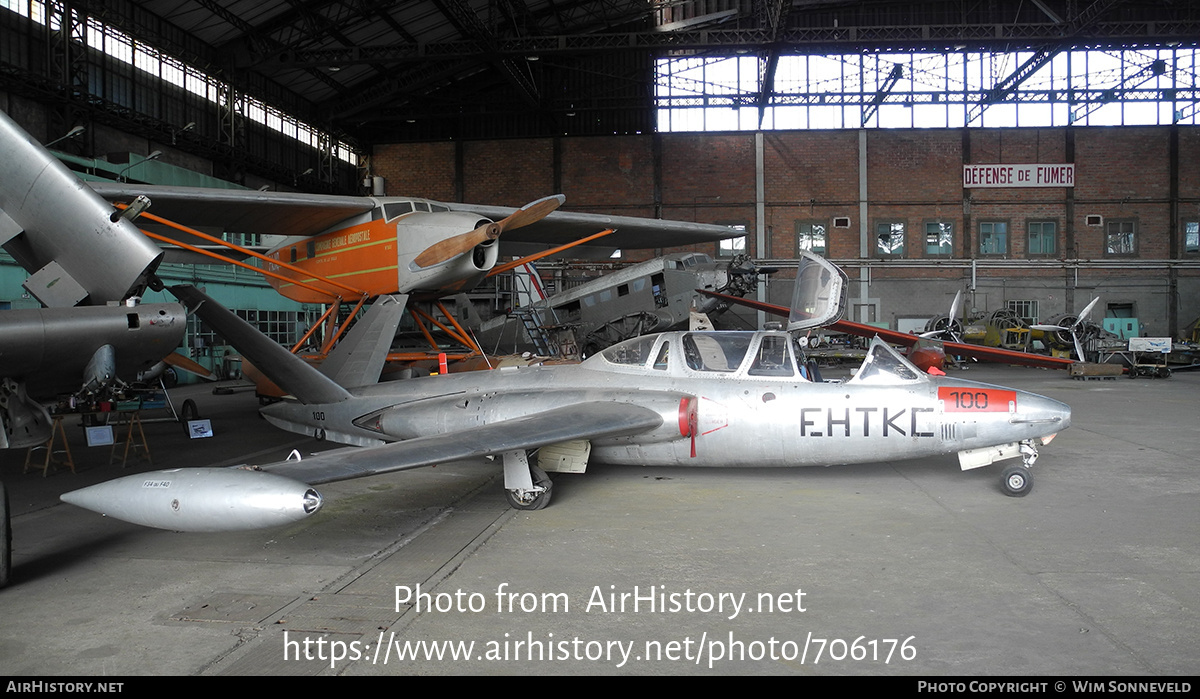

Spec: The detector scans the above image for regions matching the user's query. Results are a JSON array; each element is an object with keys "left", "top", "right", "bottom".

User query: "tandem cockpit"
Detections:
[{"left": 587, "top": 330, "right": 929, "bottom": 386}]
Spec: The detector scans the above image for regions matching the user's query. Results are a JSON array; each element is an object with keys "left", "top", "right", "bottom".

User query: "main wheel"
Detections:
[
  {"left": 180, "top": 399, "right": 200, "bottom": 434},
  {"left": 505, "top": 465, "right": 553, "bottom": 511},
  {"left": 1, "top": 481, "right": 11, "bottom": 588},
  {"left": 1000, "top": 465, "right": 1033, "bottom": 497}
]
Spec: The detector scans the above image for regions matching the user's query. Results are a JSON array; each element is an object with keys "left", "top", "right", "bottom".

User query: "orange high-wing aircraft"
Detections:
[
  {"left": 90, "top": 184, "right": 739, "bottom": 303},
  {"left": 700, "top": 290, "right": 1076, "bottom": 371}
]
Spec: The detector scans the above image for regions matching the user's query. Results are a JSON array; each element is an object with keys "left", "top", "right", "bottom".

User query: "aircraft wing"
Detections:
[
  {"left": 701, "top": 290, "right": 1076, "bottom": 370},
  {"left": 260, "top": 402, "right": 663, "bottom": 485},
  {"left": 89, "top": 183, "right": 374, "bottom": 238},
  {"left": 446, "top": 203, "right": 739, "bottom": 250},
  {"left": 89, "top": 183, "right": 737, "bottom": 249}
]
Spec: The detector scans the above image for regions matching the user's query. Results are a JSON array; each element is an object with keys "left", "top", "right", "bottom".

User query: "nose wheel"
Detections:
[
  {"left": 1000, "top": 465, "right": 1033, "bottom": 497},
  {"left": 1000, "top": 440, "right": 1039, "bottom": 497}
]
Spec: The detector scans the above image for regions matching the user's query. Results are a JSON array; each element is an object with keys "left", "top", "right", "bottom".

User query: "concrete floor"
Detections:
[{"left": 0, "top": 364, "right": 1197, "bottom": 676}]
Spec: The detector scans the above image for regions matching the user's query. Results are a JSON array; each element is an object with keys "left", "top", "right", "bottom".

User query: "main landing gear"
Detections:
[
  {"left": 502, "top": 450, "right": 553, "bottom": 510},
  {"left": 999, "top": 440, "right": 1039, "bottom": 497}
]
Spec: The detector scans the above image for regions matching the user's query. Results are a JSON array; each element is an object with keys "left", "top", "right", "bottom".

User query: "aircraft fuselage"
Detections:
[
  {"left": 262, "top": 201, "right": 496, "bottom": 302},
  {"left": 261, "top": 331, "right": 1070, "bottom": 470}
]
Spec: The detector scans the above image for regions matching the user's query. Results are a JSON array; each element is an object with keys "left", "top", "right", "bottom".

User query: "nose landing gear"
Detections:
[{"left": 1000, "top": 440, "right": 1039, "bottom": 497}]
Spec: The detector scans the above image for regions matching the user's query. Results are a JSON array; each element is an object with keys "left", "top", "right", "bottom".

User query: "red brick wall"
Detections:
[
  {"left": 371, "top": 126, "right": 1196, "bottom": 331},
  {"left": 371, "top": 126, "right": 1194, "bottom": 264},
  {"left": 461, "top": 139, "right": 554, "bottom": 206},
  {"left": 371, "top": 142, "right": 456, "bottom": 200}
]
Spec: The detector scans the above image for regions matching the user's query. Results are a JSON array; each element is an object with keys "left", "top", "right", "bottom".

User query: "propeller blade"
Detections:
[
  {"left": 413, "top": 195, "right": 565, "bottom": 269},
  {"left": 498, "top": 194, "right": 565, "bottom": 232},
  {"left": 163, "top": 351, "right": 218, "bottom": 381},
  {"left": 1030, "top": 324, "right": 1069, "bottom": 332},
  {"left": 1073, "top": 332, "right": 1087, "bottom": 363},
  {"left": 413, "top": 223, "right": 499, "bottom": 268},
  {"left": 949, "top": 290, "right": 963, "bottom": 325},
  {"left": 1074, "top": 297, "right": 1100, "bottom": 328}
]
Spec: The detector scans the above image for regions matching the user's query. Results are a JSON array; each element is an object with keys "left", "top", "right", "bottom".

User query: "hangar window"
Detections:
[
  {"left": 718, "top": 229, "right": 747, "bottom": 258},
  {"left": 924, "top": 221, "right": 953, "bottom": 257},
  {"left": 875, "top": 222, "right": 905, "bottom": 257},
  {"left": 655, "top": 49, "right": 1200, "bottom": 131},
  {"left": 979, "top": 221, "right": 1008, "bottom": 255},
  {"left": 1105, "top": 219, "right": 1137, "bottom": 256},
  {"left": 1007, "top": 300, "right": 1040, "bottom": 325},
  {"left": 222, "top": 231, "right": 261, "bottom": 248},
  {"left": 796, "top": 222, "right": 827, "bottom": 256},
  {"left": 1027, "top": 221, "right": 1057, "bottom": 256},
  {"left": 1185, "top": 221, "right": 1200, "bottom": 255}
]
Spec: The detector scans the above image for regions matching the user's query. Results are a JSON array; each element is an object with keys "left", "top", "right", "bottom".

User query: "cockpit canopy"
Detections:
[
  {"left": 847, "top": 338, "right": 927, "bottom": 384},
  {"left": 593, "top": 331, "right": 810, "bottom": 380},
  {"left": 590, "top": 331, "right": 927, "bottom": 385}
]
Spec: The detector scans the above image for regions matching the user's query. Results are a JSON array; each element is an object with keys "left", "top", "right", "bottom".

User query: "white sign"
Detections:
[{"left": 963, "top": 164, "right": 1074, "bottom": 188}]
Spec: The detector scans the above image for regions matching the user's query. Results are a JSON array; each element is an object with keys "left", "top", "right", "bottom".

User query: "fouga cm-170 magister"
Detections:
[{"left": 62, "top": 253, "right": 1071, "bottom": 533}]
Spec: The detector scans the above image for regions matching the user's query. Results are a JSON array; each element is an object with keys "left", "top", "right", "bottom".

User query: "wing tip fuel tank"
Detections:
[{"left": 61, "top": 467, "right": 322, "bottom": 532}]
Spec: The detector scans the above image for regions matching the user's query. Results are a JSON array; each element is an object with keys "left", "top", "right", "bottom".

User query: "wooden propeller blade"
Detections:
[
  {"left": 412, "top": 194, "right": 565, "bottom": 268},
  {"left": 163, "top": 351, "right": 218, "bottom": 381},
  {"left": 413, "top": 222, "right": 499, "bottom": 268},
  {"left": 499, "top": 194, "right": 565, "bottom": 232}
]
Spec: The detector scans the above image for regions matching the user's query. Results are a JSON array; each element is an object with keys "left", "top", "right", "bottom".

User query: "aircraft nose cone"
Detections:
[{"left": 1016, "top": 391, "right": 1072, "bottom": 433}]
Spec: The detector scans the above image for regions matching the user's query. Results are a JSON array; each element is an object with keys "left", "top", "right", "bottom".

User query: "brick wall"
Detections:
[{"left": 372, "top": 125, "right": 1199, "bottom": 332}]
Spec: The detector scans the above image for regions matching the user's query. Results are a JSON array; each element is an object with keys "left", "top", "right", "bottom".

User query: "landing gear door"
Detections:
[{"left": 787, "top": 251, "right": 847, "bottom": 332}]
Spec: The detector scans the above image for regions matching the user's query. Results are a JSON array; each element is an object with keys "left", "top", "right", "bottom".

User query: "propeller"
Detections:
[
  {"left": 413, "top": 194, "right": 566, "bottom": 268},
  {"left": 1031, "top": 297, "right": 1100, "bottom": 362},
  {"left": 921, "top": 290, "right": 965, "bottom": 342}
]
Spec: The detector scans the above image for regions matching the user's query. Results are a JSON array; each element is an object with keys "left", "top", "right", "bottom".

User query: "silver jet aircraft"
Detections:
[{"left": 62, "top": 253, "right": 1071, "bottom": 535}]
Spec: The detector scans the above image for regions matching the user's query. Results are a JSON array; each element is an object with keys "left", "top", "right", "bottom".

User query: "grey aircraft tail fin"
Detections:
[
  {"left": 170, "top": 285, "right": 352, "bottom": 405},
  {"left": 318, "top": 294, "right": 408, "bottom": 389}
]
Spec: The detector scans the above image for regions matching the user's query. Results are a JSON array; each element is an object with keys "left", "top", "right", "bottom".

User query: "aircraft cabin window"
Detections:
[
  {"left": 849, "top": 339, "right": 925, "bottom": 384},
  {"left": 653, "top": 342, "right": 670, "bottom": 370},
  {"left": 384, "top": 202, "right": 414, "bottom": 220},
  {"left": 682, "top": 333, "right": 753, "bottom": 372},
  {"left": 430, "top": 204, "right": 449, "bottom": 212},
  {"left": 601, "top": 335, "right": 658, "bottom": 366},
  {"left": 415, "top": 202, "right": 431, "bottom": 212},
  {"left": 748, "top": 335, "right": 795, "bottom": 377}
]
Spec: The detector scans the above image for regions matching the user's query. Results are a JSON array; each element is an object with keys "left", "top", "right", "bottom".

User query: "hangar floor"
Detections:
[{"left": 1, "top": 364, "right": 1197, "bottom": 676}]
